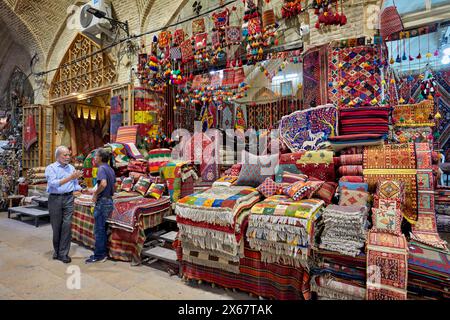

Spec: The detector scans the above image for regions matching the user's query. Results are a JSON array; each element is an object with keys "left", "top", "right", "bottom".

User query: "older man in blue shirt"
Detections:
[{"left": 45, "top": 146, "right": 83, "bottom": 263}]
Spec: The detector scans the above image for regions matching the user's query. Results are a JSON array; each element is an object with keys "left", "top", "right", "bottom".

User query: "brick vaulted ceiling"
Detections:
[{"left": 0, "top": 0, "right": 175, "bottom": 67}]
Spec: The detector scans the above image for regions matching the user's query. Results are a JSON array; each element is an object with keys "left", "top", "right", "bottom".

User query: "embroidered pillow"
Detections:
[
  {"left": 146, "top": 183, "right": 165, "bottom": 199},
  {"left": 371, "top": 208, "right": 402, "bottom": 235},
  {"left": 133, "top": 176, "right": 152, "bottom": 196},
  {"left": 236, "top": 152, "right": 278, "bottom": 187},
  {"left": 339, "top": 181, "right": 369, "bottom": 192},
  {"left": 281, "top": 172, "right": 308, "bottom": 184},
  {"left": 257, "top": 178, "right": 279, "bottom": 198},
  {"left": 339, "top": 189, "right": 370, "bottom": 206},
  {"left": 373, "top": 195, "right": 402, "bottom": 211},
  {"left": 306, "top": 180, "right": 326, "bottom": 199},
  {"left": 129, "top": 171, "right": 145, "bottom": 183},
  {"left": 283, "top": 181, "right": 312, "bottom": 201},
  {"left": 229, "top": 164, "right": 242, "bottom": 176},
  {"left": 314, "top": 181, "right": 338, "bottom": 204},
  {"left": 274, "top": 164, "right": 300, "bottom": 183},
  {"left": 120, "top": 177, "right": 134, "bottom": 192},
  {"left": 376, "top": 180, "right": 405, "bottom": 203}
]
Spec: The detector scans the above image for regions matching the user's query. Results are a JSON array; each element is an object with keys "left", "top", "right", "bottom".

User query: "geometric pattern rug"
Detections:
[{"left": 366, "top": 231, "right": 408, "bottom": 300}]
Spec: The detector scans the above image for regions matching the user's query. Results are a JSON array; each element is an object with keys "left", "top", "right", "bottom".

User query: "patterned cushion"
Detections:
[
  {"left": 281, "top": 172, "right": 308, "bottom": 184},
  {"left": 133, "top": 176, "right": 152, "bottom": 196},
  {"left": 236, "top": 152, "right": 278, "bottom": 187},
  {"left": 147, "top": 148, "right": 172, "bottom": 174},
  {"left": 120, "top": 177, "right": 134, "bottom": 192},
  {"left": 339, "top": 181, "right": 369, "bottom": 192},
  {"left": 146, "top": 183, "right": 165, "bottom": 199},
  {"left": 274, "top": 164, "right": 300, "bottom": 183},
  {"left": 371, "top": 208, "right": 402, "bottom": 235},
  {"left": 283, "top": 181, "right": 312, "bottom": 201},
  {"left": 306, "top": 180, "right": 326, "bottom": 199},
  {"left": 256, "top": 177, "right": 279, "bottom": 198},
  {"left": 339, "top": 189, "right": 369, "bottom": 206},
  {"left": 373, "top": 195, "right": 402, "bottom": 211},
  {"left": 229, "top": 164, "right": 242, "bottom": 176},
  {"left": 376, "top": 180, "right": 405, "bottom": 202},
  {"left": 129, "top": 171, "right": 145, "bottom": 183},
  {"left": 314, "top": 181, "right": 338, "bottom": 204}
]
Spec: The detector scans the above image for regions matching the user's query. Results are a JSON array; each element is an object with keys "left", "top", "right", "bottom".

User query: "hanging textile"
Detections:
[
  {"left": 234, "top": 104, "right": 247, "bottom": 132},
  {"left": 221, "top": 105, "right": 233, "bottom": 130},
  {"left": 23, "top": 114, "right": 38, "bottom": 151},
  {"left": 302, "top": 45, "right": 328, "bottom": 109},
  {"left": 110, "top": 96, "right": 123, "bottom": 142},
  {"left": 328, "top": 45, "right": 382, "bottom": 108}
]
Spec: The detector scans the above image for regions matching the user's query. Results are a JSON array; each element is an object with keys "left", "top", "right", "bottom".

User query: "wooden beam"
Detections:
[{"left": 402, "top": 4, "right": 450, "bottom": 29}]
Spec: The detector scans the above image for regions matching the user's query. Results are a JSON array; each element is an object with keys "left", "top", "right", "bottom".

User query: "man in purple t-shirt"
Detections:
[{"left": 85, "top": 148, "right": 116, "bottom": 264}]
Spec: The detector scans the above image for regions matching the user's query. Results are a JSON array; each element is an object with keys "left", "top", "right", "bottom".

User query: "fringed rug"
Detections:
[
  {"left": 411, "top": 143, "right": 448, "bottom": 250},
  {"left": 366, "top": 231, "right": 408, "bottom": 300},
  {"left": 363, "top": 143, "right": 416, "bottom": 169}
]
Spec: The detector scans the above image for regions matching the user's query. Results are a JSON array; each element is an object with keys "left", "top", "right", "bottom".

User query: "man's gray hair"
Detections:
[
  {"left": 96, "top": 147, "right": 111, "bottom": 163},
  {"left": 55, "top": 146, "right": 69, "bottom": 159}
]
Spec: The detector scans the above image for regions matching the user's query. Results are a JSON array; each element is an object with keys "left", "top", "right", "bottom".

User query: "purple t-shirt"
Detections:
[{"left": 96, "top": 164, "right": 116, "bottom": 198}]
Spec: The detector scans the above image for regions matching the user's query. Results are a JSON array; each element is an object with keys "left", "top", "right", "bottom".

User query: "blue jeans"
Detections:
[{"left": 93, "top": 197, "right": 113, "bottom": 259}]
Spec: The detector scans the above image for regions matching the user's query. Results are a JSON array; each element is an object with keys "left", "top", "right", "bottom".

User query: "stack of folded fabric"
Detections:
[
  {"left": 339, "top": 106, "right": 390, "bottom": 136},
  {"left": 319, "top": 205, "right": 369, "bottom": 257},
  {"left": 246, "top": 195, "right": 325, "bottom": 268},
  {"left": 310, "top": 249, "right": 366, "bottom": 300},
  {"left": 335, "top": 152, "right": 365, "bottom": 181},
  {"left": 329, "top": 134, "right": 385, "bottom": 151},
  {"left": 147, "top": 148, "right": 172, "bottom": 174},
  {"left": 435, "top": 187, "right": 450, "bottom": 234},
  {"left": 176, "top": 186, "right": 261, "bottom": 274},
  {"left": 407, "top": 240, "right": 450, "bottom": 300}
]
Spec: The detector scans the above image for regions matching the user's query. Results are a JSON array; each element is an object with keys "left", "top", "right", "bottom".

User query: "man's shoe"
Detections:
[
  {"left": 58, "top": 256, "right": 72, "bottom": 264},
  {"left": 85, "top": 256, "right": 107, "bottom": 264}
]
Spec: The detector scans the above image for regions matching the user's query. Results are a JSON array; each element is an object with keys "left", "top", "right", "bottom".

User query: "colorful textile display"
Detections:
[
  {"left": 110, "top": 96, "right": 123, "bottom": 142},
  {"left": 179, "top": 246, "right": 311, "bottom": 300},
  {"left": 147, "top": 148, "right": 171, "bottom": 174},
  {"left": 319, "top": 205, "right": 369, "bottom": 257},
  {"left": 133, "top": 176, "right": 152, "bottom": 196},
  {"left": 73, "top": 196, "right": 170, "bottom": 264},
  {"left": 107, "top": 196, "right": 170, "bottom": 232},
  {"left": 340, "top": 176, "right": 364, "bottom": 183},
  {"left": 23, "top": 114, "right": 38, "bottom": 151},
  {"left": 408, "top": 241, "right": 450, "bottom": 299},
  {"left": 410, "top": 143, "right": 448, "bottom": 250},
  {"left": 159, "top": 161, "right": 195, "bottom": 202},
  {"left": 302, "top": 45, "right": 328, "bottom": 109},
  {"left": 376, "top": 179, "right": 406, "bottom": 202},
  {"left": 313, "top": 181, "right": 338, "bottom": 205},
  {"left": 338, "top": 182, "right": 368, "bottom": 192},
  {"left": 247, "top": 195, "right": 324, "bottom": 267},
  {"left": 329, "top": 134, "right": 385, "bottom": 151},
  {"left": 176, "top": 186, "right": 260, "bottom": 227},
  {"left": 279, "top": 104, "right": 337, "bottom": 152},
  {"left": 339, "top": 107, "right": 390, "bottom": 136},
  {"left": 127, "top": 159, "right": 148, "bottom": 173},
  {"left": 363, "top": 143, "right": 416, "bottom": 169},
  {"left": 338, "top": 189, "right": 369, "bottom": 207},
  {"left": 366, "top": 231, "right": 408, "bottom": 300},
  {"left": 123, "top": 143, "right": 144, "bottom": 160},
  {"left": 371, "top": 208, "right": 403, "bottom": 235},
  {"left": 338, "top": 165, "right": 363, "bottom": 176},
  {"left": 393, "top": 127, "right": 433, "bottom": 144},
  {"left": 339, "top": 154, "right": 363, "bottom": 166},
  {"left": 363, "top": 143, "right": 419, "bottom": 224},
  {"left": 256, "top": 177, "right": 280, "bottom": 198},
  {"left": 328, "top": 45, "right": 382, "bottom": 108},
  {"left": 393, "top": 100, "right": 435, "bottom": 127},
  {"left": 311, "top": 274, "right": 366, "bottom": 300},
  {"left": 115, "top": 125, "right": 139, "bottom": 144}
]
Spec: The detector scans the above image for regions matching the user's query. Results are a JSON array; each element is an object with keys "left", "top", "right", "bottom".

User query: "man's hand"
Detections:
[
  {"left": 92, "top": 194, "right": 98, "bottom": 203},
  {"left": 71, "top": 170, "right": 83, "bottom": 180},
  {"left": 73, "top": 191, "right": 81, "bottom": 197}
]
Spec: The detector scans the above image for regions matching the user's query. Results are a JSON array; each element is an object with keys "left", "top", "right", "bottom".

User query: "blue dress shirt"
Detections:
[{"left": 45, "top": 162, "right": 82, "bottom": 194}]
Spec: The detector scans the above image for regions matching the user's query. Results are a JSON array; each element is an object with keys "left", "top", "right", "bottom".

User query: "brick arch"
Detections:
[{"left": 252, "top": 87, "right": 276, "bottom": 101}]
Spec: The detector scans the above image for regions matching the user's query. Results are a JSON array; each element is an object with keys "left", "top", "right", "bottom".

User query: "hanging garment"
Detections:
[{"left": 23, "top": 115, "right": 38, "bottom": 151}]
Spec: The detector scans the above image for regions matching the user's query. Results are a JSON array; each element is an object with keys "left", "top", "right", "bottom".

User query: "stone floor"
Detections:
[{"left": 0, "top": 212, "right": 252, "bottom": 300}]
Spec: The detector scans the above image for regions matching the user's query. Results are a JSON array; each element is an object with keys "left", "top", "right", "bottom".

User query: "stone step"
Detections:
[
  {"left": 159, "top": 231, "right": 177, "bottom": 243},
  {"left": 141, "top": 246, "right": 177, "bottom": 264},
  {"left": 163, "top": 215, "right": 177, "bottom": 223}
]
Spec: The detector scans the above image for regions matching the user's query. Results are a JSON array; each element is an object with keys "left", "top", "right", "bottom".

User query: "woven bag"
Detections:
[{"left": 380, "top": 3, "right": 403, "bottom": 40}]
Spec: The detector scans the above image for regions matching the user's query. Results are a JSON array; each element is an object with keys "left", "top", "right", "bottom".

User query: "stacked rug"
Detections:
[
  {"left": 246, "top": 195, "right": 325, "bottom": 268},
  {"left": 319, "top": 205, "right": 369, "bottom": 257},
  {"left": 310, "top": 249, "right": 366, "bottom": 300},
  {"left": 339, "top": 107, "right": 390, "bottom": 136},
  {"left": 407, "top": 241, "right": 450, "bottom": 300},
  {"left": 176, "top": 186, "right": 261, "bottom": 274},
  {"left": 435, "top": 187, "right": 450, "bottom": 236},
  {"left": 26, "top": 167, "right": 47, "bottom": 185}
]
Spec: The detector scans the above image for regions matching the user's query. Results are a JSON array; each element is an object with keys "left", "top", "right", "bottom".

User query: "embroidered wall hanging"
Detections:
[
  {"left": 174, "top": 29, "right": 185, "bottom": 45},
  {"left": 393, "top": 100, "right": 435, "bottom": 127},
  {"left": 279, "top": 104, "right": 338, "bottom": 152},
  {"left": 328, "top": 45, "right": 382, "bottom": 108},
  {"left": 192, "top": 18, "right": 206, "bottom": 35},
  {"left": 225, "top": 26, "right": 242, "bottom": 46},
  {"left": 302, "top": 45, "right": 328, "bottom": 109},
  {"left": 158, "top": 30, "right": 172, "bottom": 49},
  {"left": 212, "top": 8, "right": 230, "bottom": 29},
  {"left": 181, "top": 39, "right": 194, "bottom": 63}
]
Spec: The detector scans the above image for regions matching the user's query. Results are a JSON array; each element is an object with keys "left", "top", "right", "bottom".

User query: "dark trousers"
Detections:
[
  {"left": 93, "top": 197, "right": 113, "bottom": 259},
  {"left": 48, "top": 194, "right": 74, "bottom": 258}
]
